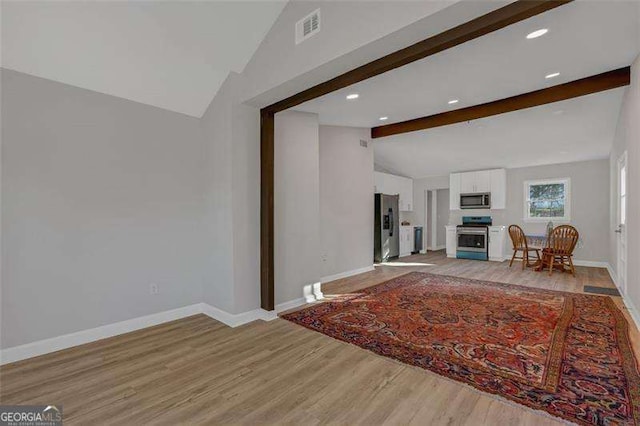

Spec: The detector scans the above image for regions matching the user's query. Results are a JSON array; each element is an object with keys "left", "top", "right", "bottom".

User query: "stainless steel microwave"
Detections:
[{"left": 460, "top": 193, "right": 491, "bottom": 209}]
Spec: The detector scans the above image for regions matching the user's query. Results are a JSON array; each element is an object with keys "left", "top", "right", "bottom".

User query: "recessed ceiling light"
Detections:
[
  {"left": 526, "top": 28, "right": 548, "bottom": 39},
  {"left": 545, "top": 72, "right": 560, "bottom": 79},
  {"left": 346, "top": 93, "right": 359, "bottom": 100},
  {"left": 448, "top": 99, "right": 459, "bottom": 105},
  {"left": 379, "top": 116, "right": 388, "bottom": 121},
  {"left": 553, "top": 110, "right": 564, "bottom": 115}
]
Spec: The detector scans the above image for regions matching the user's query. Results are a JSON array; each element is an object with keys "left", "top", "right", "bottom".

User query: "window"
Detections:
[{"left": 524, "top": 178, "right": 571, "bottom": 222}]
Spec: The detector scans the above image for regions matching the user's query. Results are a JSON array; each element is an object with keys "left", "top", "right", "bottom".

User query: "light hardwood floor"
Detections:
[{"left": 1, "top": 251, "right": 638, "bottom": 425}]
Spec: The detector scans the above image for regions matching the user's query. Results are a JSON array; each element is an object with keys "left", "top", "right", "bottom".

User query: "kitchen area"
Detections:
[
  {"left": 446, "top": 168, "right": 508, "bottom": 263},
  {"left": 374, "top": 168, "right": 508, "bottom": 264}
]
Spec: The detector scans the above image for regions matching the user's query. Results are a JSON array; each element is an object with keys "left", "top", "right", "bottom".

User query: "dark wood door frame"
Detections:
[
  {"left": 371, "top": 67, "right": 631, "bottom": 138},
  {"left": 260, "top": 0, "right": 573, "bottom": 310}
]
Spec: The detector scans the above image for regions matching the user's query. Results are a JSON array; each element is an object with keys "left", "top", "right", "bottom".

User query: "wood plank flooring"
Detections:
[{"left": 1, "top": 251, "right": 638, "bottom": 425}]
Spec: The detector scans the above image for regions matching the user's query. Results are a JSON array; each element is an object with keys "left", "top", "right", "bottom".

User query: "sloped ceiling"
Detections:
[
  {"left": 372, "top": 90, "right": 626, "bottom": 178},
  {"left": 1, "top": 1, "right": 286, "bottom": 117},
  {"left": 295, "top": 0, "right": 639, "bottom": 178},
  {"left": 296, "top": 1, "right": 638, "bottom": 128}
]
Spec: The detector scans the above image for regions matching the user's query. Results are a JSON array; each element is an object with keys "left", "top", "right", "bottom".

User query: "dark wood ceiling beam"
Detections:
[
  {"left": 260, "top": 0, "right": 576, "bottom": 311},
  {"left": 371, "top": 67, "right": 631, "bottom": 139},
  {"left": 264, "top": 0, "right": 573, "bottom": 114}
]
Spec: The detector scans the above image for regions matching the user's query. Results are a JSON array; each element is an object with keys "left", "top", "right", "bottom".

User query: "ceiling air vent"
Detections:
[
  {"left": 296, "top": 9, "right": 320, "bottom": 44},
  {"left": 360, "top": 140, "right": 368, "bottom": 148}
]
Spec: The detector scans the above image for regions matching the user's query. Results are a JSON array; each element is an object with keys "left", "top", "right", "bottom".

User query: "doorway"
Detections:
[
  {"left": 424, "top": 189, "right": 449, "bottom": 251},
  {"left": 616, "top": 151, "right": 628, "bottom": 294}
]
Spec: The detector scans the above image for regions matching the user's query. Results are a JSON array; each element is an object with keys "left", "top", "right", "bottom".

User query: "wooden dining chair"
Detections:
[
  {"left": 508, "top": 225, "right": 540, "bottom": 270},
  {"left": 540, "top": 225, "right": 579, "bottom": 276}
]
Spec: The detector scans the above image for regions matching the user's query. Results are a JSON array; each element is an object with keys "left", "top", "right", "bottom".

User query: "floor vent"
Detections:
[{"left": 296, "top": 9, "right": 320, "bottom": 44}]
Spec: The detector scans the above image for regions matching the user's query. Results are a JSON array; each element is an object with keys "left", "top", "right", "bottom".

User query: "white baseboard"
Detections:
[
  {"left": 200, "top": 304, "right": 269, "bottom": 328},
  {"left": 0, "top": 303, "right": 203, "bottom": 365},
  {"left": 604, "top": 263, "right": 640, "bottom": 332},
  {"left": 7, "top": 258, "right": 629, "bottom": 366},
  {"left": 0, "top": 295, "right": 312, "bottom": 365},
  {"left": 321, "top": 265, "right": 375, "bottom": 284},
  {"left": 620, "top": 293, "right": 640, "bottom": 332},
  {"left": 607, "top": 263, "right": 618, "bottom": 287},
  {"left": 275, "top": 297, "right": 307, "bottom": 313},
  {"left": 573, "top": 260, "right": 609, "bottom": 268}
]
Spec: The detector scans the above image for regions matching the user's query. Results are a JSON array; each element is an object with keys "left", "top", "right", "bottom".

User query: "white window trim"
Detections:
[{"left": 523, "top": 178, "right": 571, "bottom": 223}]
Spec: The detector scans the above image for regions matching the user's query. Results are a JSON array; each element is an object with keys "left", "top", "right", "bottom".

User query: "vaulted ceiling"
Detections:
[
  {"left": 373, "top": 89, "right": 626, "bottom": 178},
  {"left": 294, "top": 0, "right": 640, "bottom": 177},
  {"left": 1, "top": 1, "right": 286, "bottom": 117}
]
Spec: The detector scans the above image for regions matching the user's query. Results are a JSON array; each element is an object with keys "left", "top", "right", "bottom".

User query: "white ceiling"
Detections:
[
  {"left": 293, "top": 0, "right": 639, "bottom": 178},
  {"left": 295, "top": 1, "right": 639, "bottom": 127},
  {"left": 372, "top": 89, "right": 625, "bottom": 178},
  {"left": 1, "top": 1, "right": 286, "bottom": 117}
]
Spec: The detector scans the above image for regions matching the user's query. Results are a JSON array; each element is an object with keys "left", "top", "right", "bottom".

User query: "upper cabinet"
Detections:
[
  {"left": 399, "top": 178, "right": 413, "bottom": 211},
  {"left": 450, "top": 168, "right": 506, "bottom": 210},
  {"left": 459, "top": 171, "right": 490, "bottom": 194},
  {"left": 475, "top": 171, "right": 491, "bottom": 193},
  {"left": 449, "top": 173, "right": 461, "bottom": 210},
  {"left": 374, "top": 171, "right": 414, "bottom": 211},
  {"left": 489, "top": 169, "right": 506, "bottom": 210},
  {"left": 459, "top": 173, "right": 475, "bottom": 194}
]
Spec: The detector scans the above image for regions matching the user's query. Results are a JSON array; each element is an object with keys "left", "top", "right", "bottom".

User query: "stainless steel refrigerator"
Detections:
[{"left": 374, "top": 193, "right": 400, "bottom": 262}]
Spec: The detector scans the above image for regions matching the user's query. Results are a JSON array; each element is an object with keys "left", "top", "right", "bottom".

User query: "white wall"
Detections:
[
  {"left": 426, "top": 192, "right": 433, "bottom": 248},
  {"left": 196, "top": 0, "right": 498, "bottom": 315},
  {"left": 409, "top": 175, "right": 449, "bottom": 250},
  {"left": 1, "top": 2, "right": 504, "bottom": 351},
  {"left": 241, "top": 0, "right": 476, "bottom": 106},
  {"left": 319, "top": 126, "right": 373, "bottom": 279},
  {"left": 436, "top": 189, "right": 450, "bottom": 247},
  {"left": 1, "top": 69, "right": 205, "bottom": 349},
  {"left": 610, "top": 53, "right": 640, "bottom": 315},
  {"left": 230, "top": 90, "right": 261, "bottom": 313},
  {"left": 200, "top": 73, "right": 262, "bottom": 314},
  {"left": 200, "top": 74, "right": 235, "bottom": 313},
  {"left": 411, "top": 175, "right": 450, "bottom": 228},
  {"left": 274, "top": 111, "right": 320, "bottom": 304}
]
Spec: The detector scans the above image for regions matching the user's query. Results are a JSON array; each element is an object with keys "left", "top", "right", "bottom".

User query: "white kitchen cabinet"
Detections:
[
  {"left": 475, "top": 172, "right": 491, "bottom": 192},
  {"left": 374, "top": 171, "right": 387, "bottom": 194},
  {"left": 374, "top": 172, "right": 413, "bottom": 211},
  {"left": 489, "top": 169, "right": 507, "bottom": 209},
  {"left": 460, "top": 171, "right": 490, "bottom": 193},
  {"left": 445, "top": 225, "right": 457, "bottom": 258},
  {"left": 449, "top": 173, "right": 461, "bottom": 210},
  {"left": 400, "top": 226, "right": 414, "bottom": 257},
  {"left": 488, "top": 226, "right": 507, "bottom": 261},
  {"left": 398, "top": 177, "right": 413, "bottom": 211},
  {"left": 459, "top": 172, "right": 476, "bottom": 194},
  {"left": 449, "top": 169, "right": 506, "bottom": 210}
]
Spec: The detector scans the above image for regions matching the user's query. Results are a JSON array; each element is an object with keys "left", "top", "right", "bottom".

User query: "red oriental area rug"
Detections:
[{"left": 282, "top": 272, "right": 640, "bottom": 425}]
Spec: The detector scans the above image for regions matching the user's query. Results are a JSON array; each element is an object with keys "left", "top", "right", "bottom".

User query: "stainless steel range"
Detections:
[{"left": 456, "top": 216, "right": 492, "bottom": 260}]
